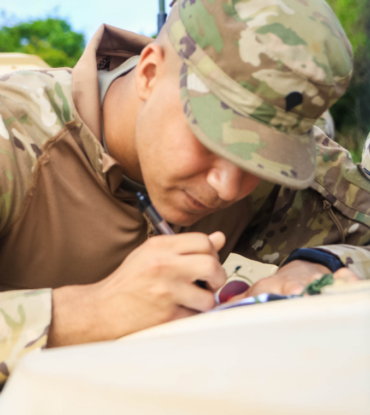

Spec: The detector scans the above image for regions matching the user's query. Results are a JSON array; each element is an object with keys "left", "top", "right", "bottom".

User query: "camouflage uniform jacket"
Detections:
[{"left": 0, "top": 25, "right": 370, "bottom": 384}]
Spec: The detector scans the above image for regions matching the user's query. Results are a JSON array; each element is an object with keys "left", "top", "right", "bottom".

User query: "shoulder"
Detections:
[
  {"left": 0, "top": 69, "right": 74, "bottom": 143},
  {"left": 0, "top": 69, "right": 74, "bottom": 232},
  {"left": 312, "top": 126, "right": 370, "bottom": 226}
]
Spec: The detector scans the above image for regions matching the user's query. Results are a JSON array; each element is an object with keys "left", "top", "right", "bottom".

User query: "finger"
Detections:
[
  {"left": 208, "top": 232, "right": 226, "bottom": 252},
  {"left": 225, "top": 290, "right": 249, "bottom": 303},
  {"left": 281, "top": 281, "right": 306, "bottom": 296},
  {"left": 280, "top": 271, "right": 325, "bottom": 296},
  {"left": 174, "top": 254, "right": 227, "bottom": 292},
  {"left": 173, "top": 283, "right": 216, "bottom": 312},
  {"left": 231, "top": 278, "right": 305, "bottom": 300},
  {"left": 146, "top": 233, "right": 220, "bottom": 259},
  {"left": 242, "top": 276, "right": 283, "bottom": 297},
  {"left": 334, "top": 268, "right": 361, "bottom": 282}
]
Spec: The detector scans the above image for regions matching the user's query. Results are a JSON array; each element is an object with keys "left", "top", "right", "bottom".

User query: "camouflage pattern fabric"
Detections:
[
  {"left": 0, "top": 18, "right": 367, "bottom": 383},
  {"left": 315, "top": 110, "right": 335, "bottom": 140},
  {"left": 0, "top": 69, "right": 74, "bottom": 230},
  {"left": 362, "top": 133, "right": 370, "bottom": 180},
  {"left": 0, "top": 69, "right": 74, "bottom": 384},
  {"left": 0, "top": 289, "right": 51, "bottom": 384},
  {"left": 166, "top": 0, "right": 353, "bottom": 189},
  {"left": 1, "top": 69, "right": 370, "bottom": 383},
  {"left": 232, "top": 126, "right": 370, "bottom": 279}
]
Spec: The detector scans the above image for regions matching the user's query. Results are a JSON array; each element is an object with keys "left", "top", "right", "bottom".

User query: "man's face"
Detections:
[{"left": 135, "top": 62, "right": 261, "bottom": 227}]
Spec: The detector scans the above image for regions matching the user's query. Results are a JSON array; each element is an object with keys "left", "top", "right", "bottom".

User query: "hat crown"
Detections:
[
  {"left": 177, "top": 0, "right": 352, "bottom": 127},
  {"left": 165, "top": 0, "right": 353, "bottom": 189}
]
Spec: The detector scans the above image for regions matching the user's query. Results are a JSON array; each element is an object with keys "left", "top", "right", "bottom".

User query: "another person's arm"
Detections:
[{"left": 234, "top": 129, "right": 370, "bottom": 296}]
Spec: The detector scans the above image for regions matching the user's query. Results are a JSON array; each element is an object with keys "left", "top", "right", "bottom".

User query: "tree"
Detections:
[
  {"left": 326, "top": 0, "right": 370, "bottom": 161},
  {"left": 0, "top": 17, "right": 85, "bottom": 68}
]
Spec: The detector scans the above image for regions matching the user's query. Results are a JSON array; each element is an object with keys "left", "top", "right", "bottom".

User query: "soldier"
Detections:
[{"left": 0, "top": 0, "right": 368, "bottom": 384}]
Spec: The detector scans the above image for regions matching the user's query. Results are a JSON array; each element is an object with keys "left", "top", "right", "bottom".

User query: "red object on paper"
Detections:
[{"left": 218, "top": 280, "right": 250, "bottom": 304}]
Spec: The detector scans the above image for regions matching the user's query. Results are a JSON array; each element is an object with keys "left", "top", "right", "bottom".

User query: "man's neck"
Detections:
[{"left": 102, "top": 70, "right": 144, "bottom": 183}]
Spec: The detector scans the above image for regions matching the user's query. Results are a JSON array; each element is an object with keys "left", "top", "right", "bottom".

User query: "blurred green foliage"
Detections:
[
  {"left": 326, "top": 0, "right": 370, "bottom": 162},
  {"left": 0, "top": 17, "right": 85, "bottom": 68}
]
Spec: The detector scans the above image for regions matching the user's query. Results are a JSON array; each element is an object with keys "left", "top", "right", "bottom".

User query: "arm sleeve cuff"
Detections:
[
  {"left": 0, "top": 289, "right": 52, "bottom": 384},
  {"left": 316, "top": 245, "right": 370, "bottom": 280}
]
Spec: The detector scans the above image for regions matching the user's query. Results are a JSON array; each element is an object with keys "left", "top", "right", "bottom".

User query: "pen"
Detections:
[
  {"left": 137, "top": 192, "right": 174, "bottom": 235},
  {"left": 137, "top": 192, "right": 209, "bottom": 291}
]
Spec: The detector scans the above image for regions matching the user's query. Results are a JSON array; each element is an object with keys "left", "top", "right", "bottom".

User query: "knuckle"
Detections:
[
  {"left": 202, "top": 292, "right": 216, "bottom": 311},
  {"left": 204, "top": 257, "right": 220, "bottom": 274},
  {"left": 334, "top": 268, "right": 352, "bottom": 278},
  {"left": 334, "top": 268, "right": 347, "bottom": 278},
  {"left": 146, "top": 235, "right": 173, "bottom": 251},
  {"left": 335, "top": 268, "right": 360, "bottom": 281},
  {"left": 254, "top": 277, "right": 270, "bottom": 289},
  {"left": 214, "top": 269, "right": 227, "bottom": 290},
  {"left": 157, "top": 305, "right": 176, "bottom": 324},
  {"left": 281, "top": 280, "right": 295, "bottom": 294},
  {"left": 151, "top": 279, "right": 173, "bottom": 300},
  {"left": 146, "top": 237, "right": 160, "bottom": 249},
  {"left": 219, "top": 268, "right": 228, "bottom": 283},
  {"left": 204, "top": 236, "right": 213, "bottom": 251},
  {"left": 196, "top": 233, "right": 212, "bottom": 251},
  {"left": 149, "top": 257, "right": 168, "bottom": 275}
]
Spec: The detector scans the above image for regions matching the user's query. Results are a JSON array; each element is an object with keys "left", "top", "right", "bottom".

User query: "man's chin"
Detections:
[{"left": 165, "top": 210, "right": 208, "bottom": 228}]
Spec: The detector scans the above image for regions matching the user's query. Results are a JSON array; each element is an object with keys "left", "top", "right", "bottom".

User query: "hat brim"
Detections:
[{"left": 180, "top": 63, "right": 316, "bottom": 190}]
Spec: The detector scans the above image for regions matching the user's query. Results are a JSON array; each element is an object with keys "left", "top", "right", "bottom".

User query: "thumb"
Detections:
[
  {"left": 334, "top": 268, "right": 361, "bottom": 282},
  {"left": 208, "top": 232, "right": 226, "bottom": 252}
]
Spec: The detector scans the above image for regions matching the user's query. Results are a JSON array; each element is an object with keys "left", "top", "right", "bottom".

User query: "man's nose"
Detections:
[{"left": 206, "top": 159, "right": 244, "bottom": 201}]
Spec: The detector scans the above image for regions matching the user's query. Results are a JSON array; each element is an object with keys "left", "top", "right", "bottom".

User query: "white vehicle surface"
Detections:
[{"left": 0, "top": 53, "right": 49, "bottom": 75}]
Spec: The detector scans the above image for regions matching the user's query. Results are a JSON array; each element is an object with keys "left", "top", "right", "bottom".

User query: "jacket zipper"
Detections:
[{"left": 323, "top": 200, "right": 345, "bottom": 244}]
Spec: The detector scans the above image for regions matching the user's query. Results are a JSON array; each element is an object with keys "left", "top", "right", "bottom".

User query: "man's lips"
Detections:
[{"left": 183, "top": 191, "right": 217, "bottom": 211}]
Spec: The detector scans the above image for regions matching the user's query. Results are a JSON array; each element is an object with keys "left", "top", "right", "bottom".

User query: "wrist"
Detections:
[
  {"left": 281, "top": 259, "right": 331, "bottom": 276},
  {"left": 48, "top": 284, "right": 98, "bottom": 348},
  {"left": 282, "top": 248, "right": 344, "bottom": 273}
]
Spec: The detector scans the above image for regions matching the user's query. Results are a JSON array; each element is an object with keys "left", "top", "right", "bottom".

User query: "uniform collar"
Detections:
[
  {"left": 98, "top": 56, "right": 147, "bottom": 194},
  {"left": 71, "top": 24, "right": 152, "bottom": 196},
  {"left": 72, "top": 24, "right": 152, "bottom": 141}
]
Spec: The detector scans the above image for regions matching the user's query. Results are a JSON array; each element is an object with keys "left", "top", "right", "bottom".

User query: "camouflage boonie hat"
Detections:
[{"left": 166, "top": 0, "right": 353, "bottom": 189}]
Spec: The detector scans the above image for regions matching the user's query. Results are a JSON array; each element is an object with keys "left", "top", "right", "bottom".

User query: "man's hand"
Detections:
[
  {"left": 48, "top": 232, "right": 226, "bottom": 347},
  {"left": 228, "top": 260, "right": 360, "bottom": 302}
]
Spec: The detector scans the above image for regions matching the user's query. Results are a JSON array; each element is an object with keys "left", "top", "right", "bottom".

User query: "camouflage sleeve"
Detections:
[
  {"left": 0, "top": 100, "right": 53, "bottom": 385},
  {"left": 0, "top": 71, "right": 69, "bottom": 384},
  {"left": 0, "top": 289, "right": 52, "bottom": 384},
  {"left": 235, "top": 128, "right": 370, "bottom": 279},
  {"left": 315, "top": 245, "right": 370, "bottom": 279},
  {"left": 0, "top": 69, "right": 71, "bottom": 232},
  {"left": 315, "top": 131, "right": 370, "bottom": 279},
  {"left": 314, "top": 110, "right": 335, "bottom": 140}
]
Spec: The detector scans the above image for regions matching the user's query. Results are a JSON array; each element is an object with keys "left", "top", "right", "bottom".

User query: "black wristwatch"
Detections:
[{"left": 282, "top": 248, "right": 344, "bottom": 273}]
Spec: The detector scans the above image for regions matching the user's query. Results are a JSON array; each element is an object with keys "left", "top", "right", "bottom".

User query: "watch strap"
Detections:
[{"left": 282, "top": 248, "right": 344, "bottom": 273}]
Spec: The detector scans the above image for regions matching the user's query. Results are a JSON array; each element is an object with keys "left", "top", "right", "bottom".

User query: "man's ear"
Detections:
[{"left": 135, "top": 44, "right": 165, "bottom": 102}]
